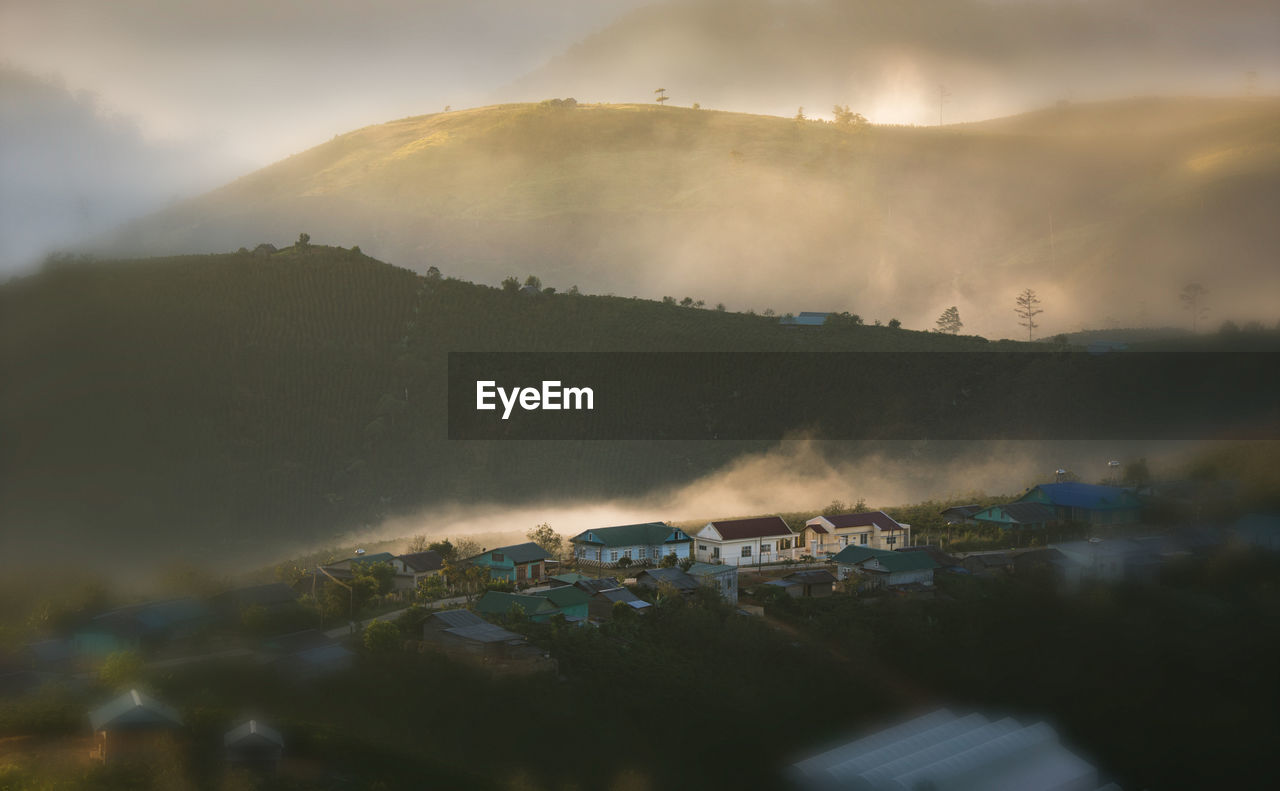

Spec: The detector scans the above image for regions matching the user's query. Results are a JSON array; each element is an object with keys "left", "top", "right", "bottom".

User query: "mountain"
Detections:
[
  {"left": 104, "top": 96, "right": 1280, "bottom": 337},
  {"left": 0, "top": 246, "right": 999, "bottom": 569}
]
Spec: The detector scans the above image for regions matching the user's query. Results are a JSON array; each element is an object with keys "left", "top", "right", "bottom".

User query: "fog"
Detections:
[{"left": 325, "top": 438, "right": 1200, "bottom": 567}]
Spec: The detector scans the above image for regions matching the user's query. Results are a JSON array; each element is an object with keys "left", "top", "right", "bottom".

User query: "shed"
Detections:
[
  {"left": 89, "top": 689, "right": 183, "bottom": 763},
  {"left": 225, "top": 719, "right": 284, "bottom": 772}
]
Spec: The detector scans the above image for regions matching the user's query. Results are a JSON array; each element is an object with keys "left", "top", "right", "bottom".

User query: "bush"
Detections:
[{"left": 363, "top": 619, "right": 400, "bottom": 654}]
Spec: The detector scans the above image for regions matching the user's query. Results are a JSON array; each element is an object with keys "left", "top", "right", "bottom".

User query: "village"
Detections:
[{"left": 2, "top": 469, "right": 1278, "bottom": 789}]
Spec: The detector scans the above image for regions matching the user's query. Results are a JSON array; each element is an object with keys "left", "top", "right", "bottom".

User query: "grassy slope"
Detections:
[
  {"left": 108, "top": 97, "right": 1280, "bottom": 337},
  {"left": 0, "top": 246, "right": 1006, "bottom": 568}
]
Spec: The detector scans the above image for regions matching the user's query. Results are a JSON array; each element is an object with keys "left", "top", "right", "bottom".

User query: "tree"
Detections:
[
  {"left": 501, "top": 276, "right": 520, "bottom": 293},
  {"left": 615, "top": 555, "right": 633, "bottom": 569},
  {"left": 680, "top": 296, "right": 694, "bottom": 307},
  {"left": 1180, "top": 283, "right": 1209, "bottom": 332},
  {"left": 662, "top": 296, "right": 676, "bottom": 305},
  {"left": 1015, "top": 288, "right": 1044, "bottom": 341},
  {"left": 527, "top": 522, "right": 564, "bottom": 561},
  {"left": 427, "top": 539, "right": 456, "bottom": 561},
  {"left": 794, "top": 106, "right": 806, "bottom": 121},
  {"left": 453, "top": 537, "right": 481, "bottom": 560},
  {"left": 832, "top": 105, "right": 867, "bottom": 126},
  {"left": 416, "top": 574, "right": 446, "bottom": 601},
  {"left": 363, "top": 619, "right": 400, "bottom": 654},
  {"left": 295, "top": 232, "right": 311, "bottom": 250},
  {"left": 654, "top": 88, "right": 668, "bottom": 106},
  {"left": 678, "top": 557, "right": 696, "bottom": 572},
  {"left": 660, "top": 552, "right": 678, "bottom": 568},
  {"left": 523, "top": 275, "right": 542, "bottom": 290},
  {"left": 568, "top": 284, "right": 580, "bottom": 295},
  {"left": 935, "top": 306, "right": 963, "bottom": 334},
  {"left": 691, "top": 102, "right": 701, "bottom": 110},
  {"left": 887, "top": 318, "right": 902, "bottom": 329},
  {"left": 1123, "top": 458, "right": 1151, "bottom": 486},
  {"left": 715, "top": 303, "right": 726, "bottom": 312},
  {"left": 425, "top": 266, "right": 442, "bottom": 281},
  {"left": 406, "top": 535, "right": 429, "bottom": 553}
]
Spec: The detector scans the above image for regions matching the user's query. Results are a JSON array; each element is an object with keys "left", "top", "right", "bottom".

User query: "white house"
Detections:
[
  {"left": 569, "top": 522, "right": 692, "bottom": 567},
  {"left": 801, "top": 511, "right": 911, "bottom": 557},
  {"left": 693, "top": 516, "right": 798, "bottom": 566}
]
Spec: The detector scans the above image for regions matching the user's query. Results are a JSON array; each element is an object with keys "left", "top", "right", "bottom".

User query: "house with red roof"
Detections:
[
  {"left": 800, "top": 511, "right": 911, "bottom": 557},
  {"left": 693, "top": 516, "right": 798, "bottom": 566}
]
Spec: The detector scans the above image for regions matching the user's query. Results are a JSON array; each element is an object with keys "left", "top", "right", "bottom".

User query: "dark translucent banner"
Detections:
[{"left": 447, "top": 352, "right": 1280, "bottom": 440}]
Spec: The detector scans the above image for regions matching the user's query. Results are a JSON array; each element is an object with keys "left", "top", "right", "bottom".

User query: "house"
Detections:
[
  {"left": 693, "top": 516, "right": 797, "bottom": 566},
  {"left": 570, "top": 522, "right": 693, "bottom": 567},
  {"left": 475, "top": 587, "right": 589, "bottom": 622},
  {"left": 779, "top": 311, "right": 831, "bottom": 327},
  {"left": 900, "top": 546, "right": 960, "bottom": 569},
  {"left": 586, "top": 587, "right": 652, "bottom": 620},
  {"left": 89, "top": 689, "right": 184, "bottom": 763},
  {"left": 548, "top": 573, "right": 591, "bottom": 588},
  {"left": 765, "top": 570, "right": 836, "bottom": 598},
  {"left": 789, "top": 709, "right": 1106, "bottom": 791},
  {"left": 1050, "top": 538, "right": 1164, "bottom": 589},
  {"left": 468, "top": 543, "right": 551, "bottom": 585},
  {"left": 801, "top": 512, "right": 911, "bottom": 557},
  {"left": 422, "top": 609, "right": 528, "bottom": 654},
  {"left": 971, "top": 502, "right": 1059, "bottom": 531},
  {"left": 75, "top": 598, "right": 213, "bottom": 656},
  {"left": 319, "top": 552, "right": 419, "bottom": 595},
  {"left": 1016, "top": 482, "right": 1142, "bottom": 526},
  {"left": 225, "top": 720, "right": 284, "bottom": 773},
  {"left": 833, "top": 546, "right": 937, "bottom": 587},
  {"left": 398, "top": 550, "right": 445, "bottom": 584},
  {"left": 685, "top": 562, "right": 739, "bottom": 604},
  {"left": 573, "top": 576, "right": 625, "bottom": 595},
  {"left": 940, "top": 505, "right": 982, "bottom": 525},
  {"left": 633, "top": 567, "right": 699, "bottom": 593}
]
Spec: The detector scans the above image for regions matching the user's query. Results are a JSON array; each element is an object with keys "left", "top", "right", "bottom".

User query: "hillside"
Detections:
[
  {"left": 105, "top": 97, "right": 1280, "bottom": 338},
  {"left": 0, "top": 247, "right": 1001, "bottom": 569}
]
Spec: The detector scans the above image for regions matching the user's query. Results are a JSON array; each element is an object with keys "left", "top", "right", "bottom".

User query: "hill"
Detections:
[
  {"left": 104, "top": 96, "right": 1280, "bottom": 338},
  {"left": 0, "top": 246, "right": 1001, "bottom": 570}
]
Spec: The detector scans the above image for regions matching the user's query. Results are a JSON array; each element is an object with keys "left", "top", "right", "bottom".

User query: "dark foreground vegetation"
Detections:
[{"left": 1, "top": 546, "right": 1276, "bottom": 789}]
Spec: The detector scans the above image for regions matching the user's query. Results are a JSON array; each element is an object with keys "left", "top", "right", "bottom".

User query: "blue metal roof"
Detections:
[{"left": 1022, "top": 482, "right": 1141, "bottom": 510}]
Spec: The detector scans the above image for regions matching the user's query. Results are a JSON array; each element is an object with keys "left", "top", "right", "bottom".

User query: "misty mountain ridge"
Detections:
[{"left": 103, "top": 96, "right": 1280, "bottom": 338}]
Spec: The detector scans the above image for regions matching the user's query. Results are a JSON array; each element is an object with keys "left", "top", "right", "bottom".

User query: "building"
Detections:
[
  {"left": 398, "top": 550, "right": 445, "bottom": 584},
  {"left": 474, "top": 587, "right": 589, "bottom": 623},
  {"left": 684, "top": 562, "right": 739, "bottom": 604},
  {"left": 569, "top": 522, "right": 692, "bottom": 567},
  {"left": 833, "top": 546, "right": 937, "bottom": 588},
  {"left": 75, "top": 598, "right": 213, "bottom": 657},
  {"left": 960, "top": 551, "right": 1012, "bottom": 576},
  {"left": 422, "top": 610, "right": 528, "bottom": 654},
  {"left": 779, "top": 311, "right": 832, "bottom": 327},
  {"left": 261, "top": 630, "right": 354, "bottom": 678},
  {"left": 693, "top": 516, "right": 797, "bottom": 566},
  {"left": 468, "top": 542, "right": 552, "bottom": 585},
  {"left": 586, "top": 587, "right": 652, "bottom": 620},
  {"left": 633, "top": 567, "right": 699, "bottom": 594},
  {"left": 1016, "top": 483, "right": 1142, "bottom": 526},
  {"left": 89, "top": 689, "right": 184, "bottom": 764},
  {"left": 941, "top": 505, "right": 982, "bottom": 525},
  {"left": 789, "top": 709, "right": 1111, "bottom": 791},
  {"left": 764, "top": 569, "right": 836, "bottom": 598},
  {"left": 971, "top": 502, "right": 1058, "bottom": 531},
  {"left": 224, "top": 720, "right": 284, "bottom": 773},
  {"left": 801, "top": 511, "right": 911, "bottom": 557}
]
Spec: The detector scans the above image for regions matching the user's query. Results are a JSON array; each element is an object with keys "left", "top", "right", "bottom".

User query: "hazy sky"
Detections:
[{"left": 1, "top": 0, "right": 648, "bottom": 165}]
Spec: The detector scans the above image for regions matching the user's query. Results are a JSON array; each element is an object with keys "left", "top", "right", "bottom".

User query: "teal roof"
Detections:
[
  {"left": 685, "top": 562, "right": 734, "bottom": 578},
  {"left": 475, "top": 591, "right": 556, "bottom": 617},
  {"left": 863, "top": 552, "right": 938, "bottom": 573},
  {"left": 535, "top": 586, "right": 590, "bottom": 609},
  {"left": 832, "top": 546, "right": 895, "bottom": 565},
  {"left": 476, "top": 543, "right": 550, "bottom": 564},
  {"left": 1019, "top": 483, "right": 1141, "bottom": 511},
  {"left": 335, "top": 552, "right": 396, "bottom": 566},
  {"left": 570, "top": 522, "right": 688, "bottom": 548},
  {"left": 550, "top": 573, "right": 590, "bottom": 585}
]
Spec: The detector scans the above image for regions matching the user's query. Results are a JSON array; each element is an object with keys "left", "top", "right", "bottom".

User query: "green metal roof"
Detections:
[
  {"left": 685, "top": 562, "right": 734, "bottom": 577},
  {"left": 476, "top": 542, "right": 551, "bottom": 564},
  {"left": 863, "top": 552, "right": 939, "bottom": 572},
  {"left": 550, "top": 573, "right": 590, "bottom": 585},
  {"left": 475, "top": 591, "right": 556, "bottom": 617},
  {"left": 831, "top": 545, "right": 895, "bottom": 565},
  {"left": 570, "top": 522, "right": 689, "bottom": 548},
  {"left": 535, "top": 586, "right": 590, "bottom": 609}
]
